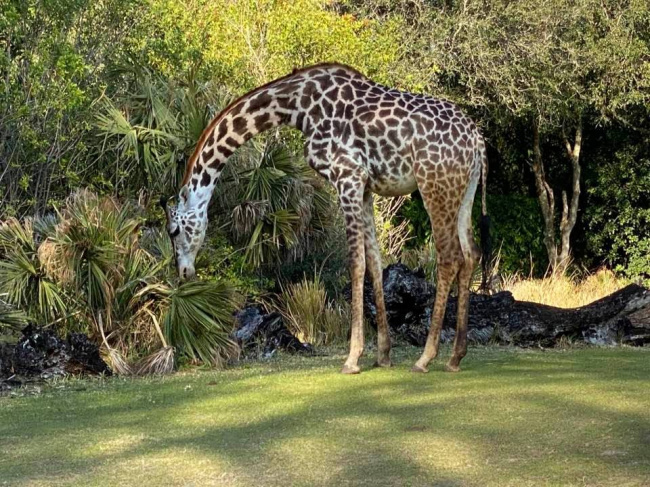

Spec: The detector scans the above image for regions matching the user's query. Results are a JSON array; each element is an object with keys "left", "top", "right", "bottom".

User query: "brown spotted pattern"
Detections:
[{"left": 166, "top": 63, "right": 489, "bottom": 374}]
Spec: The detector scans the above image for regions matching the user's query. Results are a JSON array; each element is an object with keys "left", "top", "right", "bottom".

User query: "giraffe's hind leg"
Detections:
[
  {"left": 446, "top": 167, "right": 481, "bottom": 372},
  {"left": 411, "top": 162, "right": 468, "bottom": 373},
  {"left": 362, "top": 191, "right": 392, "bottom": 367}
]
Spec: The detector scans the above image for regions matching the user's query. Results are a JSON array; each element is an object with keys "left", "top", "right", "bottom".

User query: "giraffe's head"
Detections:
[{"left": 161, "top": 186, "right": 208, "bottom": 281}]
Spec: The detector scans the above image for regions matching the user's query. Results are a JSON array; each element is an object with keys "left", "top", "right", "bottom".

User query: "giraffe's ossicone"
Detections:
[{"left": 163, "top": 63, "right": 490, "bottom": 374}]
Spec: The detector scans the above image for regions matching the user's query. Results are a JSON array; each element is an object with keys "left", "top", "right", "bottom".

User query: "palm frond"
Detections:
[
  {"left": 142, "top": 280, "right": 242, "bottom": 367},
  {"left": 0, "top": 299, "right": 28, "bottom": 332}
]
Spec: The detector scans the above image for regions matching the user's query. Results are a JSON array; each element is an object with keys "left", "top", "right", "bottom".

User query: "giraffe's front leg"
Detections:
[
  {"left": 362, "top": 191, "right": 392, "bottom": 367},
  {"left": 337, "top": 169, "right": 367, "bottom": 374}
]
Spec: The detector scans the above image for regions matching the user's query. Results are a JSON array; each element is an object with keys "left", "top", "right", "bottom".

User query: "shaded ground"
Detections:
[{"left": 1, "top": 346, "right": 649, "bottom": 486}]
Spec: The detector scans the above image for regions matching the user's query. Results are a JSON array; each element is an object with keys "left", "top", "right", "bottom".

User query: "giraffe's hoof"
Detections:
[
  {"left": 373, "top": 359, "right": 393, "bottom": 368},
  {"left": 341, "top": 364, "right": 361, "bottom": 375},
  {"left": 411, "top": 364, "right": 429, "bottom": 373},
  {"left": 444, "top": 363, "right": 461, "bottom": 373}
]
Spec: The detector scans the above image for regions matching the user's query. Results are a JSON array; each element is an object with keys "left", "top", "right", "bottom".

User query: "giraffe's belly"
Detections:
[{"left": 367, "top": 160, "right": 418, "bottom": 197}]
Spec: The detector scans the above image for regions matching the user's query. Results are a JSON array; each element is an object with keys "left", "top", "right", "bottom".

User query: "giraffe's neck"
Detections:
[{"left": 181, "top": 77, "right": 305, "bottom": 209}]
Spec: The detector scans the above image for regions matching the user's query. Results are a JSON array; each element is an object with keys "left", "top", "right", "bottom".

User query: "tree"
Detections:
[{"left": 415, "top": 0, "right": 650, "bottom": 273}]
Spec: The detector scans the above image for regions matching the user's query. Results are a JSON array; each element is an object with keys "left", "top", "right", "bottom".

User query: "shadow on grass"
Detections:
[{"left": 1, "top": 347, "right": 649, "bottom": 486}]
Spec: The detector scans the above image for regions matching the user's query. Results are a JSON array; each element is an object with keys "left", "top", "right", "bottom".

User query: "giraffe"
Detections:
[{"left": 162, "top": 63, "right": 489, "bottom": 374}]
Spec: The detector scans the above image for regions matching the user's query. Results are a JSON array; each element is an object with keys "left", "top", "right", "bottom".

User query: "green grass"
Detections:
[{"left": 1, "top": 346, "right": 650, "bottom": 486}]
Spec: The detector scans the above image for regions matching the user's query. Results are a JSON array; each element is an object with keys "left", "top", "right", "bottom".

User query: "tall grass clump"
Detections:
[
  {"left": 279, "top": 273, "right": 349, "bottom": 345},
  {"left": 502, "top": 268, "right": 629, "bottom": 308}
]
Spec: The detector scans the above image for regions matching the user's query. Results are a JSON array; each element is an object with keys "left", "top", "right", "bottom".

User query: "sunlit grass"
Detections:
[
  {"left": 502, "top": 268, "right": 629, "bottom": 308},
  {"left": 1, "top": 346, "right": 649, "bottom": 486}
]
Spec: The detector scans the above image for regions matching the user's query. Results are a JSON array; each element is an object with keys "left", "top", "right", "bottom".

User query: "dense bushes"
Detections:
[
  {"left": 1, "top": 0, "right": 649, "bottom": 368},
  {"left": 584, "top": 144, "right": 650, "bottom": 284},
  {"left": 0, "top": 0, "right": 405, "bottom": 214},
  {"left": 2, "top": 0, "right": 649, "bottom": 282}
]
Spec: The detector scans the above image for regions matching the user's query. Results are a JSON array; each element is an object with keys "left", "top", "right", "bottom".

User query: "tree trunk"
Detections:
[
  {"left": 558, "top": 120, "right": 583, "bottom": 271},
  {"left": 530, "top": 117, "right": 583, "bottom": 274},
  {"left": 462, "top": 284, "right": 650, "bottom": 347},
  {"left": 531, "top": 119, "right": 558, "bottom": 271}
]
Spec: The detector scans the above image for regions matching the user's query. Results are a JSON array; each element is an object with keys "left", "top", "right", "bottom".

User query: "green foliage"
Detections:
[
  {"left": 0, "top": 0, "right": 146, "bottom": 214},
  {"left": 0, "top": 190, "right": 245, "bottom": 370},
  {"left": 273, "top": 225, "right": 350, "bottom": 297},
  {"left": 408, "top": 0, "right": 650, "bottom": 275},
  {"left": 401, "top": 193, "right": 546, "bottom": 276},
  {"left": 584, "top": 145, "right": 650, "bottom": 284},
  {"left": 150, "top": 0, "right": 405, "bottom": 90},
  {"left": 474, "top": 195, "right": 547, "bottom": 276},
  {"left": 96, "top": 70, "right": 228, "bottom": 196},
  {"left": 418, "top": 0, "right": 650, "bottom": 124},
  {"left": 399, "top": 193, "right": 431, "bottom": 248},
  {"left": 195, "top": 232, "right": 274, "bottom": 299},
  {"left": 0, "top": 300, "right": 28, "bottom": 333},
  {"left": 1, "top": 0, "right": 649, "bottom": 323},
  {"left": 53, "top": 191, "right": 142, "bottom": 312}
]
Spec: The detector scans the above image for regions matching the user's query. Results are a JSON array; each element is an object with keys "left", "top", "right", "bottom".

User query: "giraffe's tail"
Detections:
[{"left": 478, "top": 138, "right": 491, "bottom": 292}]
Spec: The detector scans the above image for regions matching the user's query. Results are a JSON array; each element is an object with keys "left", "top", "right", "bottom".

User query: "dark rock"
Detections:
[
  {"left": 354, "top": 263, "right": 650, "bottom": 348},
  {"left": 0, "top": 343, "right": 13, "bottom": 377},
  {"left": 233, "top": 307, "right": 266, "bottom": 343},
  {"left": 11, "top": 325, "right": 68, "bottom": 377},
  {"left": 0, "top": 325, "right": 111, "bottom": 391},
  {"left": 234, "top": 306, "right": 313, "bottom": 358},
  {"left": 66, "top": 332, "right": 112, "bottom": 375}
]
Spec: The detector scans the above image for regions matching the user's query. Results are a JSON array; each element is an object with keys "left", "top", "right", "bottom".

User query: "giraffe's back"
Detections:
[
  {"left": 295, "top": 64, "right": 482, "bottom": 197},
  {"left": 347, "top": 81, "right": 480, "bottom": 197}
]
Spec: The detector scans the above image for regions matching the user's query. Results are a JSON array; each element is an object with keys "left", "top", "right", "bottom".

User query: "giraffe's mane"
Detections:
[{"left": 181, "top": 62, "right": 365, "bottom": 187}]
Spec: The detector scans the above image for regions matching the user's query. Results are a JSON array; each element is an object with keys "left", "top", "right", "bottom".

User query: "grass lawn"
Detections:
[{"left": 1, "top": 345, "right": 649, "bottom": 486}]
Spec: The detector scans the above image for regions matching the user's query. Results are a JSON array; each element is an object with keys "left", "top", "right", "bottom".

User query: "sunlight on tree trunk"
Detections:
[
  {"left": 531, "top": 118, "right": 583, "bottom": 275},
  {"left": 531, "top": 119, "right": 558, "bottom": 272},
  {"left": 558, "top": 119, "right": 582, "bottom": 271}
]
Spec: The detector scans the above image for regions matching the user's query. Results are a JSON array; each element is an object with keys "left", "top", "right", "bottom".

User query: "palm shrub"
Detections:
[
  {"left": 96, "top": 69, "right": 229, "bottom": 197},
  {"left": 53, "top": 190, "right": 141, "bottom": 315},
  {"left": 217, "top": 138, "right": 337, "bottom": 268},
  {"left": 134, "top": 280, "right": 242, "bottom": 367},
  {"left": 0, "top": 189, "right": 245, "bottom": 373},
  {"left": 52, "top": 191, "right": 243, "bottom": 370},
  {"left": 0, "top": 217, "right": 68, "bottom": 323},
  {"left": 0, "top": 299, "right": 28, "bottom": 333}
]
